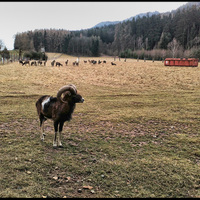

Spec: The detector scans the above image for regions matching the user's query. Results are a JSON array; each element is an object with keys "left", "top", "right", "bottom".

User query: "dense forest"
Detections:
[{"left": 14, "top": 3, "right": 200, "bottom": 60}]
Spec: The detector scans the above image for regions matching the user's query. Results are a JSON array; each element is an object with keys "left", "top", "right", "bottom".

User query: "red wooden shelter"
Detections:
[{"left": 164, "top": 58, "right": 198, "bottom": 67}]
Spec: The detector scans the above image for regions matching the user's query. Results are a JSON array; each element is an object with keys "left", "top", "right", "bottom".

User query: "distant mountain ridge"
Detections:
[
  {"left": 177, "top": 1, "right": 200, "bottom": 11},
  {"left": 92, "top": 11, "right": 160, "bottom": 28},
  {"left": 93, "top": 21, "right": 120, "bottom": 28},
  {"left": 92, "top": 2, "right": 200, "bottom": 29}
]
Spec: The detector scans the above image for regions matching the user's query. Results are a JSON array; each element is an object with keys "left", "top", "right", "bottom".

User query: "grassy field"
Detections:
[{"left": 0, "top": 53, "right": 200, "bottom": 198}]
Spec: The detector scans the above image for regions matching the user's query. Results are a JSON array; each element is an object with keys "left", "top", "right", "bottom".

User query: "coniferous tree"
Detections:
[{"left": 91, "top": 37, "right": 100, "bottom": 57}]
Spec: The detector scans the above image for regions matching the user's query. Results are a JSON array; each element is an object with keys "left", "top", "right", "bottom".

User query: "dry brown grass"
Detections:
[{"left": 44, "top": 54, "right": 200, "bottom": 94}]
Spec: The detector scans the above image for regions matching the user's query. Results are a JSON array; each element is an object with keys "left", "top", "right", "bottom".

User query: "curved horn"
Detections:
[
  {"left": 68, "top": 84, "right": 77, "bottom": 94},
  {"left": 57, "top": 84, "right": 77, "bottom": 103}
]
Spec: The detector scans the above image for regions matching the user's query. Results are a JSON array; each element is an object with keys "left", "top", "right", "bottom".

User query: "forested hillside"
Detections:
[{"left": 14, "top": 3, "right": 200, "bottom": 60}]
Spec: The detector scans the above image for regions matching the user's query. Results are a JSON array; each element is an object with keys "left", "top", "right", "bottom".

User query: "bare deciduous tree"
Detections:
[
  {"left": 167, "top": 38, "right": 180, "bottom": 58},
  {"left": 0, "top": 40, "right": 4, "bottom": 51}
]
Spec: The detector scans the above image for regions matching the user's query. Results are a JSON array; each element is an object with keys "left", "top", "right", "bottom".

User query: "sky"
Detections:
[{"left": 0, "top": 1, "right": 187, "bottom": 50}]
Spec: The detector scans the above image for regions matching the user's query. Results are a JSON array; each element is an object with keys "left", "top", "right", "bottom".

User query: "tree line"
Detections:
[
  {"left": 14, "top": 4, "right": 200, "bottom": 60},
  {"left": 0, "top": 40, "right": 10, "bottom": 63}
]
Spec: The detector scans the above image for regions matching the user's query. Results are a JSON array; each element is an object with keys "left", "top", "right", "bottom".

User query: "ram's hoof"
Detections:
[
  {"left": 58, "top": 145, "right": 64, "bottom": 148},
  {"left": 53, "top": 142, "right": 57, "bottom": 148},
  {"left": 41, "top": 133, "right": 46, "bottom": 141}
]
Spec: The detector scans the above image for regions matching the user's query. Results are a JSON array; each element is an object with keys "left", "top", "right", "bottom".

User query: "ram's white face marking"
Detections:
[{"left": 42, "top": 97, "right": 50, "bottom": 111}]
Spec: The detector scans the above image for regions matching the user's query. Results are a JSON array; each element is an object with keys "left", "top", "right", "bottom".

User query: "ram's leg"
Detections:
[
  {"left": 53, "top": 121, "right": 59, "bottom": 147},
  {"left": 40, "top": 115, "right": 46, "bottom": 141},
  {"left": 58, "top": 122, "right": 64, "bottom": 148},
  {"left": 41, "top": 122, "right": 45, "bottom": 141}
]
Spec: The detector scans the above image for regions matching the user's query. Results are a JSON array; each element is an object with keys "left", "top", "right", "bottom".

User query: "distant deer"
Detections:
[
  {"left": 56, "top": 62, "right": 63, "bottom": 67},
  {"left": 51, "top": 60, "right": 55, "bottom": 67},
  {"left": 111, "top": 62, "right": 116, "bottom": 66}
]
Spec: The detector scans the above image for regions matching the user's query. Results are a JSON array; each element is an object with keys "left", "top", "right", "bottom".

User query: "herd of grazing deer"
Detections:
[{"left": 18, "top": 58, "right": 121, "bottom": 67}]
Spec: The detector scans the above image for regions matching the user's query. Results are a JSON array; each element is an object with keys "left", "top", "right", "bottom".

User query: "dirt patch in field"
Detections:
[{"left": 0, "top": 116, "right": 196, "bottom": 144}]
